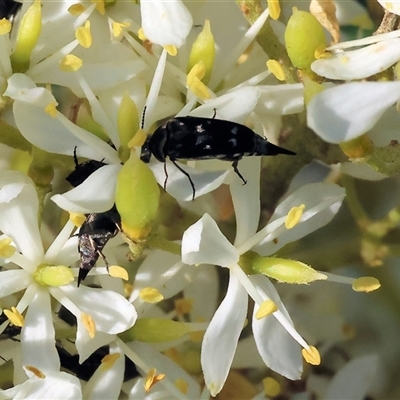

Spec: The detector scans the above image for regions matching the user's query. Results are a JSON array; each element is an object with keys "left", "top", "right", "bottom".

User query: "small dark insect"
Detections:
[
  {"left": 0, "top": 0, "right": 21, "bottom": 22},
  {"left": 140, "top": 115, "right": 295, "bottom": 200},
  {"left": 67, "top": 148, "right": 121, "bottom": 286}
]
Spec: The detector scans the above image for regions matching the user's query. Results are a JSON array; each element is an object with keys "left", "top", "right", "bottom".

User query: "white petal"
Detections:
[
  {"left": 253, "top": 182, "right": 345, "bottom": 255},
  {"left": 230, "top": 157, "right": 261, "bottom": 247},
  {"left": 325, "top": 354, "right": 379, "bottom": 400},
  {"left": 51, "top": 164, "right": 120, "bottom": 213},
  {"left": 128, "top": 341, "right": 202, "bottom": 399},
  {"left": 182, "top": 214, "right": 239, "bottom": 267},
  {"left": 21, "top": 289, "right": 60, "bottom": 373},
  {"left": 256, "top": 84, "right": 304, "bottom": 115},
  {"left": 377, "top": 0, "right": 400, "bottom": 15},
  {"left": 83, "top": 345, "right": 124, "bottom": 400},
  {"left": 141, "top": 0, "right": 193, "bottom": 48},
  {"left": 0, "top": 270, "right": 31, "bottom": 298},
  {"left": 250, "top": 275, "right": 303, "bottom": 380},
  {"left": 0, "top": 171, "right": 43, "bottom": 264},
  {"left": 61, "top": 285, "right": 137, "bottom": 334},
  {"left": 340, "top": 162, "right": 388, "bottom": 181},
  {"left": 201, "top": 271, "right": 248, "bottom": 396},
  {"left": 149, "top": 160, "right": 230, "bottom": 201},
  {"left": 307, "top": 81, "right": 400, "bottom": 143},
  {"left": 190, "top": 86, "right": 261, "bottom": 124},
  {"left": 312, "top": 38, "right": 400, "bottom": 80}
]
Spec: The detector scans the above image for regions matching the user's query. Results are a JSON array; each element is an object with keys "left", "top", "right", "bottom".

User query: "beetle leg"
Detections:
[
  {"left": 170, "top": 159, "right": 196, "bottom": 200},
  {"left": 231, "top": 159, "right": 247, "bottom": 185}
]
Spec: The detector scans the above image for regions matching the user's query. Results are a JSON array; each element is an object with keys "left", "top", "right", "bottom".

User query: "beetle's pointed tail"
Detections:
[{"left": 266, "top": 142, "right": 296, "bottom": 156}]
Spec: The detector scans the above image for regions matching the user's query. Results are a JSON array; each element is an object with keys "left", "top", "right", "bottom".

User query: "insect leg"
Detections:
[
  {"left": 170, "top": 159, "right": 196, "bottom": 200},
  {"left": 231, "top": 159, "right": 247, "bottom": 185}
]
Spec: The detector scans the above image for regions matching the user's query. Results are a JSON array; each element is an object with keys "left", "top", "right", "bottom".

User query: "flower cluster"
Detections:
[{"left": 0, "top": 0, "right": 397, "bottom": 399}]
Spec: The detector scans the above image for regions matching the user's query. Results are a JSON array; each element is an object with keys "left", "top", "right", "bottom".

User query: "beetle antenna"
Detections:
[{"left": 141, "top": 106, "right": 147, "bottom": 130}]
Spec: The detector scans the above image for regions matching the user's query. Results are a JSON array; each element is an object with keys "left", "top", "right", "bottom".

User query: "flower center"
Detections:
[{"left": 33, "top": 264, "right": 74, "bottom": 287}]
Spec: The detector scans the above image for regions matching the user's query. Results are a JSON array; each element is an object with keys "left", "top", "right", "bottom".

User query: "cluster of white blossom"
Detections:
[{"left": 0, "top": 0, "right": 398, "bottom": 398}]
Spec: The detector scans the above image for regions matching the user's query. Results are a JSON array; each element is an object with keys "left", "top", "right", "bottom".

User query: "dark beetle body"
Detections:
[
  {"left": 77, "top": 205, "right": 121, "bottom": 285},
  {"left": 141, "top": 116, "right": 295, "bottom": 199},
  {"left": 66, "top": 150, "right": 120, "bottom": 285}
]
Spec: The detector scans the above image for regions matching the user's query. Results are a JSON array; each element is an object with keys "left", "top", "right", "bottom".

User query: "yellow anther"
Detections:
[
  {"left": 285, "top": 204, "right": 305, "bottom": 229},
  {"left": 127, "top": 128, "right": 147, "bottom": 148},
  {"left": 266, "top": 59, "right": 285, "bottom": 81},
  {"left": 91, "top": 0, "right": 105, "bottom": 15},
  {"left": 255, "top": 300, "right": 278, "bottom": 319},
  {"left": 263, "top": 377, "right": 281, "bottom": 397},
  {"left": 101, "top": 353, "right": 120, "bottom": 370},
  {"left": 164, "top": 45, "right": 177, "bottom": 56},
  {"left": 3, "top": 306, "right": 24, "bottom": 327},
  {"left": 76, "top": 21, "right": 92, "bottom": 48},
  {"left": 302, "top": 345, "right": 321, "bottom": 365},
  {"left": 174, "top": 298, "right": 193, "bottom": 315},
  {"left": 144, "top": 368, "right": 165, "bottom": 392},
  {"left": 0, "top": 18, "right": 11, "bottom": 35},
  {"left": 352, "top": 276, "right": 381, "bottom": 292},
  {"left": 0, "top": 238, "right": 15, "bottom": 258},
  {"left": 268, "top": 0, "right": 281, "bottom": 20},
  {"left": 69, "top": 212, "right": 86, "bottom": 227},
  {"left": 25, "top": 365, "right": 45, "bottom": 379},
  {"left": 139, "top": 287, "right": 164, "bottom": 303},
  {"left": 175, "top": 378, "right": 189, "bottom": 394},
  {"left": 45, "top": 101, "right": 58, "bottom": 117},
  {"left": 108, "top": 265, "right": 129, "bottom": 281},
  {"left": 82, "top": 313, "right": 96, "bottom": 338},
  {"left": 59, "top": 54, "right": 83, "bottom": 72},
  {"left": 68, "top": 4, "right": 86, "bottom": 15},
  {"left": 112, "top": 21, "right": 130, "bottom": 37},
  {"left": 138, "top": 27, "right": 147, "bottom": 41}
]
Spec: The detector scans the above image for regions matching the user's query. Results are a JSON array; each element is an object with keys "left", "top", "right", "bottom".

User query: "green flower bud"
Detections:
[
  {"left": 285, "top": 9, "right": 326, "bottom": 70},
  {"left": 115, "top": 151, "right": 159, "bottom": 240},
  {"left": 252, "top": 255, "right": 327, "bottom": 284},
  {"left": 10, "top": 0, "right": 42, "bottom": 72},
  {"left": 119, "top": 318, "right": 192, "bottom": 343},
  {"left": 187, "top": 20, "right": 215, "bottom": 84}
]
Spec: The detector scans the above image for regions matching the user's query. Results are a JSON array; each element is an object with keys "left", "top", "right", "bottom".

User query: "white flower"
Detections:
[
  {"left": 0, "top": 171, "right": 137, "bottom": 374},
  {"left": 307, "top": 81, "right": 400, "bottom": 144},
  {"left": 181, "top": 158, "right": 346, "bottom": 395}
]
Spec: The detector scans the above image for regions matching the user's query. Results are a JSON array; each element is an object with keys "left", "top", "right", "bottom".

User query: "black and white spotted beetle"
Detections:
[
  {"left": 66, "top": 149, "right": 121, "bottom": 286},
  {"left": 140, "top": 114, "right": 295, "bottom": 200}
]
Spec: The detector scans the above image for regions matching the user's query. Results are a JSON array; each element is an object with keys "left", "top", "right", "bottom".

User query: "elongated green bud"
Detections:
[
  {"left": 285, "top": 9, "right": 326, "bottom": 70},
  {"left": 115, "top": 151, "right": 159, "bottom": 240},
  {"left": 11, "top": 0, "right": 42, "bottom": 72}
]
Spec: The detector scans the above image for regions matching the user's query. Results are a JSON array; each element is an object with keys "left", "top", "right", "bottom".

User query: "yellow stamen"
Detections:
[
  {"left": 138, "top": 27, "right": 146, "bottom": 41},
  {"left": 128, "top": 128, "right": 147, "bottom": 148},
  {"left": 263, "top": 377, "right": 281, "bottom": 397},
  {"left": 91, "top": 0, "right": 105, "bottom": 15},
  {"left": 175, "top": 378, "right": 188, "bottom": 394},
  {"left": 0, "top": 238, "right": 15, "bottom": 258},
  {"left": 68, "top": 4, "right": 86, "bottom": 16},
  {"left": 69, "top": 212, "right": 86, "bottom": 227},
  {"left": 76, "top": 21, "right": 92, "bottom": 48},
  {"left": 0, "top": 18, "right": 11, "bottom": 35},
  {"left": 101, "top": 353, "right": 120, "bottom": 370},
  {"left": 285, "top": 204, "right": 305, "bottom": 229},
  {"left": 25, "top": 365, "right": 45, "bottom": 379},
  {"left": 144, "top": 368, "right": 165, "bottom": 392},
  {"left": 112, "top": 21, "right": 130, "bottom": 37},
  {"left": 266, "top": 59, "right": 285, "bottom": 81},
  {"left": 139, "top": 287, "right": 164, "bottom": 303},
  {"left": 352, "top": 276, "right": 381, "bottom": 292},
  {"left": 59, "top": 54, "right": 83, "bottom": 72},
  {"left": 174, "top": 298, "right": 193, "bottom": 315},
  {"left": 187, "top": 63, "right": 211, "bottom": 99},
  {"left": 268, "top": 0, "right": 281, "bottom": 20},
  {"left": 108, "top": 265, "right": 129, "bottom": 281},
  {"left": 3, "top": 307, "right": 24, "bottom": 327},
  {"left": 255, "top": 300, "right": 278, "bottom": 319},
  {"left": 82, "top": 313, "right": 96, "bottom": 338},
  {"left": 45, "top": 101, "right": 58, "bottom": 117},
  {"left": 164, "top": 45, "right": 177, "bottom": 56},
  {"left": 302, "top": 345, "right": 321, "bottom": 365}
]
